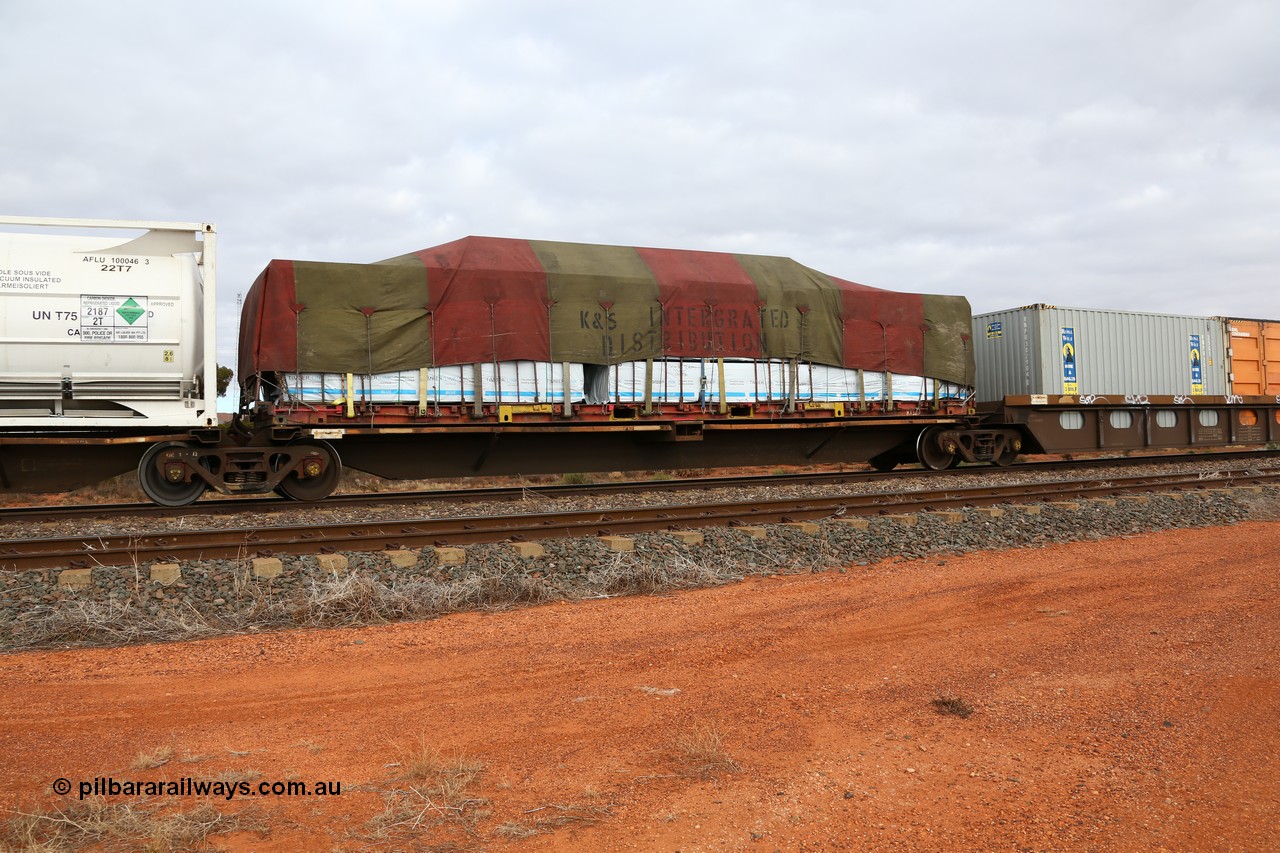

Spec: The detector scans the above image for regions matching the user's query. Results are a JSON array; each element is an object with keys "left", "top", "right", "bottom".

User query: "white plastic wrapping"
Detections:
[
  {"left": 606, "top": 359, "right": 970, "bottom": 403},
  {"left": 277, "top": 359, "right": 970, "bottom": 407},
  {"left": 280, "top": 361, "right": 585, "bottom": 405}
]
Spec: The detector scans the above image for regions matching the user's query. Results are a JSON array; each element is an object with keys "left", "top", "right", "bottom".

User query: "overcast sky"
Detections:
[{"left": 3, "top": 0, "right": 1278, "bottom": 382}]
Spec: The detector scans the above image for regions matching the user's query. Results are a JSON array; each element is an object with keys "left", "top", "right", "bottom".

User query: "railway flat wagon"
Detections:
[
  {"left": 237, "top": 236, "right": 986, "bottom": 493},
  {"left": 970, "top": 304, "right": 1280, "bottom": 456}
]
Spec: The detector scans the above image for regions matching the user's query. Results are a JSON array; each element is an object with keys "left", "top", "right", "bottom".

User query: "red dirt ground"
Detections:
[{"left": 1, "top": 521, "right": 1277, "bottom": 851}]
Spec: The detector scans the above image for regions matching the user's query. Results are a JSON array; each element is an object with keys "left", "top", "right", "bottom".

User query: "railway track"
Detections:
[
  {"left": 2, "top": 448, "right": 1277, "bottom": 524},
  {"left": 3, "top": 466, "right": 1277, "bottom": 572}
]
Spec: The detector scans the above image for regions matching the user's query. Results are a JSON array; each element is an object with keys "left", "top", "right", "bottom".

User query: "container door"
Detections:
[
  {"left": 1263, "top": 321, "right": 1280, "bottom": 394},
  {"left": 1228, "top": 320, "right": 1263, "bottom": 395}
]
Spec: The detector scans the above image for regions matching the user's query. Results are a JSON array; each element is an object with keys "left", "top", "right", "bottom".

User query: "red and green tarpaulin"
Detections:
[{"left": 239, "top": 237, "right": 975, "bottom": 386}]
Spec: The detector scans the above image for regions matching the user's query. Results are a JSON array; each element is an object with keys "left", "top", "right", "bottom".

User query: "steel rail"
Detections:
[
  {"left": 3, "top": 467, "right": 1277, "bottom": 572},
  {"left": 2, "top": 448, "right": 1277, "bottom": 524}
]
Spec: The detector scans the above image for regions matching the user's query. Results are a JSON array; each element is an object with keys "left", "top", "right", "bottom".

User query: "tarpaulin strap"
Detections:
[
  {"left": 643, "top": 359, "right": 654, "bottom": 414},
  {"left": 717, "top": 359, "right": 728, "bottom": 415},
  {"left": 796, "top": 305, "right": 810, "bottom": 365},
  {"left": 488, "top": 302, "right": 501, "bottom": 402},
  {"left": 562, "top": 362, "right": 572, "bottom": 417},
  {"left": 426, "top": 310, "right": 440, "bottom": 415},
  {"left": 291, "top": 302, "right": 306, "bottom": 402},
  {"left": 359, "top": 307, "right": 378, "bottom": 424},
  {"left": 786, "top": 358, "right": 797, "bottom": 413}
]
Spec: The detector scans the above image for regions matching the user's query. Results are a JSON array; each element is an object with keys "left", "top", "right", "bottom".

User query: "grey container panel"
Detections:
[
  {"left": 973, "top": 309, "right": 1042, "bottom": 402},
  {"left": 973, "top": 305, "right": 1228, "bottom": 401}
]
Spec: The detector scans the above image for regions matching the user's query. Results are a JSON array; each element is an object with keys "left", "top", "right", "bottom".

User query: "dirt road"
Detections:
[{"left": 1, "top": 521, "right": 1277, "bottom": 851}]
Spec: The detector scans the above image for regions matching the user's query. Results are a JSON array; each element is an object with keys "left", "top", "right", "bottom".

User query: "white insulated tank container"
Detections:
[{"left": 0, "top": 218, "right": 216, "bottom": 426}]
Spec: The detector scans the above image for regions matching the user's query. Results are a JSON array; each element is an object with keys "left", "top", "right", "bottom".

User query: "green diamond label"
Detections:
[
  {"left": 116, "top": 298, "right": 145, "bottom": 325},
  {"left": 79, "top": 295, "right": 150, "bottom": 342}
]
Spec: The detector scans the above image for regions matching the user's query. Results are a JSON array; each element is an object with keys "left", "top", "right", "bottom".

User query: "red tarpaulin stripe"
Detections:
[
  {"left": 411, "top": 237, "right": 550, "bottom": 365},
  {"left": 635, "top": 246, "right": 765, "bottom": 359},
  {"left": 242, "top": 259, "right": 299, "bottom": 374},
  {"left": 836, "top": 276, "right": 925, "bottom": 374}
]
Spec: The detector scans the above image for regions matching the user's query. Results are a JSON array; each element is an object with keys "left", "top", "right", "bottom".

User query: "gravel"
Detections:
[{"left": 2, "top": 483, "right": 1275, "bottom": 650}]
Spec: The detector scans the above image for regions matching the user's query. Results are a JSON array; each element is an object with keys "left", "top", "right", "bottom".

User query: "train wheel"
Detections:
[
  {"left": 916, "top": 427, "right": 957, "bottom": 471},
  {"left": 273, "top": 440, "right": 342, "bottom": 501},
  {"left": 267, "top": 451, "right": 299, "bottom": 500},
  {"left": 138, "top": 442, "right": 208, "bottom": 507},
  {"left": 993, "top": 444, "right": 1019, "bottom": 467}
]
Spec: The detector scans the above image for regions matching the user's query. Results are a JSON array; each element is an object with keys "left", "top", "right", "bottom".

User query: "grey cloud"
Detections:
[{"left": 2, "top": 0, "right": 1278, "bottom": 383}]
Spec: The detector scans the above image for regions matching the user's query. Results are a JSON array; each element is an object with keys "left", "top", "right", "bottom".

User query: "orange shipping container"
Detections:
[{"left": 1226, "top": 318, "right": 1280, "bottom": 395}]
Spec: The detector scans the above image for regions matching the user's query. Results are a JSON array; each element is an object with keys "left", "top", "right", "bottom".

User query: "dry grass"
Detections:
[
  {"left": 931, "top": 695, "right": 975, "bottom": 719},
  {"left": 494, "top": 820, "right": 539, "bottom": 839},
  {"left": 398, "top": 744, "right": 483, "bottom": 793},
  {"left": 670, "top": 722, "right": 740, "bottom": 779},
  {"left": 130, "top": 746, "right": 174, "bottom": 770},
  {"left": 0, "top": 797, "right": 267, "bottom": 852},
  {"left": 3, "top": 520, "right": 854, "bottom": 653},
  {"left": 364, "top": 739, "right": 489, "bottom": 844},
  {"left": 199, "top": 769, "right": 262, "bottom": 787},
  {"left": 5, "top": 598, "right": 220, "bottom": 649},
  {"left": 4, "top": 549, "right": 734, "bottom": 651},
  {"left": 638, "top": 686, "right": 681, "bottom": 697},
  {"left": 492, "top": 803, "right": 612, "bottom": 839}
]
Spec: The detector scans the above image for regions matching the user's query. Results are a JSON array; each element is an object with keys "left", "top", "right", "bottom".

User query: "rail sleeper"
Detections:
[
  {"left": 598, "top": 536, "right": 634, "bottom": 552},
  {"left": 315, "top": 554, "right": 349, "bottom": 573},
  {"left": 433, "top": 547, "right": 467, "bottom": 566},
  {"left": 510, "top": 542, "right": 545, "bottom": 559},
  {"left": 252, "top": 557, "right": 283, "bottom": 580},
  {"left": 780, "top": 522, "right": 820, "bottom": 535},
  {"left": 930, "top": 511, "right": 966, "bottom": 523},
  {"left": 383, "top": 550, "right": 418, "bottom": 569},
  {"left": 150, "top": 563, "right": 181, "bottom": 585},
  {"left": 57, "top": 568, "right": 93, "bottom": 590}
]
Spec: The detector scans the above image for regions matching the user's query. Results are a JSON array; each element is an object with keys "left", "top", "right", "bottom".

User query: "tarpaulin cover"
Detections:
[{"left": 239, "top": 237, "right": 975, "bottom": 385}]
